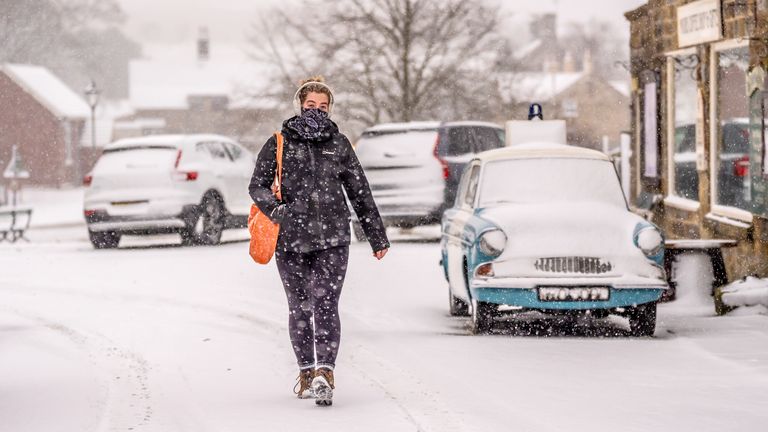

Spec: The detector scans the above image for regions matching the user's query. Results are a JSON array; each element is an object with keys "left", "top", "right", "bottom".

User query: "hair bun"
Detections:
[{"left": 299, "top": 75, "right": 325, "bottom": 85}]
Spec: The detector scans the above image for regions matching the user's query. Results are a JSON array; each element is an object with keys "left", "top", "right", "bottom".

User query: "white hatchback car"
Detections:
[{"left": 83, "top": 134, "right": 254, "bottom": 249}]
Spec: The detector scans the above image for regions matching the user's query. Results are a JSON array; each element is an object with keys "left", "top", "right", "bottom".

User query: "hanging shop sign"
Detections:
[{"left": 677, "top": 0, "right": 722, "bottom": 48}]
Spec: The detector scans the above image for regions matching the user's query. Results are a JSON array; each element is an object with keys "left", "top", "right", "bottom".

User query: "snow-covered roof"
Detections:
[
  {"left": 129, "top": 44, "right": 269, "bottom": 110},
  {"left": 477, "top": 143, "right": 611, "bottom": 162},
  {"left": 609, "top": 80, "right": 631, "bottom": 98},
  {"left": 500, "top": 72, "right": 585, "bottom": 103},
  {"left": 514, "top": 39, "right": 543, "bottom": 61},
  {"left": 1, "top": 63, "right": 91, "bottom": 119}
]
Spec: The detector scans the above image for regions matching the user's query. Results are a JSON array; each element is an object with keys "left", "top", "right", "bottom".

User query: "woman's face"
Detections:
[{"left": 302, "top": 92, "right": 330, "bottom": 112}]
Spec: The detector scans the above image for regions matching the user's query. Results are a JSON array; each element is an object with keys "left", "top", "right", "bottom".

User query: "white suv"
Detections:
[{"left": 83, "top": 134, "right": 254, "bottom": 249}]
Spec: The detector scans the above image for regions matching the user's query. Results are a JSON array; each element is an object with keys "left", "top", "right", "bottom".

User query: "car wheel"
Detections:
[
  {"left": 628, "top": 302, "right": 657, "bottom": 337},
  {"left": 449, "top": 290, "right": 470, "bottom": 317},
  {"left": 470, "top": 299, "right": 495, "bottom": 334},
  {"left": 184, "top": 194, "right": 225, "bottom": 246},
  {"left": 89, "top": 230, "right": 120, "bottom": 249},
  {"left": 351, "top": 220, "right": 367, "bottom": 242}
]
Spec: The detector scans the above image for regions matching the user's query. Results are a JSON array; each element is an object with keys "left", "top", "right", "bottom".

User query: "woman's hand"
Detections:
[{"left": 373, "top": 248, "right": 388, "bottom": 260}]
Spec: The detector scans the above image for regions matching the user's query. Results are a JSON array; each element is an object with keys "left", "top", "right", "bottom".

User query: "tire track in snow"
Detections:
[{"left": 0, "top": 305, "right": 153, "bottom": 432}]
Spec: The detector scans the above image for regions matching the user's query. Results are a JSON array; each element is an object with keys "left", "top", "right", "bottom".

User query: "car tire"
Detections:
[
  {"left": 449, "top": 291, "right": 470, "bottom": 317},
  {"left": 470, "top": 299, "right": 495, "bottom": 334},
  {"left": 89, "top": 230, "right": 120, "bottom": 249},
  {"left": 183, "top": 193, "right": 225, "bottom": 246},
  {"left": 351, "top": 220, "right": 367, "bottom": 242},
  {"left": 628, "top": 302, "right": 657, "bottom": 337}
]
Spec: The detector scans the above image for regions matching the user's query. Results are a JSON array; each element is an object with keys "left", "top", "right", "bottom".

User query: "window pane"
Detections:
[
  {"left": 464, "top": 165, "right": 480, "bottom": 207},
  {"left": 716, "top": 47, "right": 751, "bottom": 210},
  {"left": 672, "top": 56, "right": 699, "bottom": 200},
  {"left": 446, "top": 128, "right": 474, "bottom": 155}
]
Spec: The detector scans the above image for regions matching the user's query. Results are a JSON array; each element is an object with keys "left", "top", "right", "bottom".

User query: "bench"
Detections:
[
  {"left": 662, "top": 239, "right": 738, "bottom": 301},
  {"left": 0, "top": 208, "right": 33, "bottom": 242}
]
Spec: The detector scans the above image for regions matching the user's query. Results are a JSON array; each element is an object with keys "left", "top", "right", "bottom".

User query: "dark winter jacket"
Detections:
[{"left": 249, "top": 117, "right": 389, "bottom": 253}]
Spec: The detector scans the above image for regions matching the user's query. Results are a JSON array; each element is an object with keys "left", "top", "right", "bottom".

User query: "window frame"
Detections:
[
  {"left": 665, "top": 48, "right": 701, "bottom": 211},
  {"left": 709, "top": 38, "right": 753, "bottom": 223}
]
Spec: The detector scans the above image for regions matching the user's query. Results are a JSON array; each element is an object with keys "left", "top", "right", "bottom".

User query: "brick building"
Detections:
[
  {"left": 625, "top": 0, "right": 768, "bottom": 279},
  {"left": 0, "top": 64, "right": 93, "bottom": 186}
]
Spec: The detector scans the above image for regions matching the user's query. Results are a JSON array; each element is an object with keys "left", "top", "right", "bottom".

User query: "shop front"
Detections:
[{"left": 626, "top": 0, "right": 768, "bottom": 280}]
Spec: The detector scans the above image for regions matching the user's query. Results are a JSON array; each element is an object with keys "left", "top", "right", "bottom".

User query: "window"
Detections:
[
  {"left": 669, "top": 54, "right": 699, "bottom": 201},
  {"left": 223, "top": 142, "right": 243, "bottom": 161},
  {"left": 714, "top": 45, "right": 751, "bottom": 211},
  {"left": 446, "top": 127, "right": 475, "bottom": 156},
  {"left": 464, "top": 165, "right": 481, "bottom": 207},
  {"left": 196, "top": 142, "right": 229, "bottom": 160},
  {"left": 475, "top": 127, "right": 504, "bottom": 152}
]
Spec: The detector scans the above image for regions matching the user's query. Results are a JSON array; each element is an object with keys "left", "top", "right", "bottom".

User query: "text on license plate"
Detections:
[{"left": 538, "top": 287, "right": 610, "bottom": 302}]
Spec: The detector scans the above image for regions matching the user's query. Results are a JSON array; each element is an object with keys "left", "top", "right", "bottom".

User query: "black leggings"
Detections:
[{"left": 275, "top": 246, "right": 349, "bottom": 370}]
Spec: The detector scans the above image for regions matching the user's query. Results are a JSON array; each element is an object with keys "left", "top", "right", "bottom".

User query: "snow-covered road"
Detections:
[{"left": 1, "top": 227, "right": 767, "bottom": 432}]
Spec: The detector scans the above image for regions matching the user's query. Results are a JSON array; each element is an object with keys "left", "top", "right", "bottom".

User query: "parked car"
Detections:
[
  {"left": 440, "top": 143, "right": 669, "bottom": 336},
  {"left": 674, "top": 119, "right": 750, "bottom": 206},
  {"left": 83, "top": 134, "right": 254, "bottom": 249},
  {"left": 353, "top": 121, "right": 504, "bottom": 239}
]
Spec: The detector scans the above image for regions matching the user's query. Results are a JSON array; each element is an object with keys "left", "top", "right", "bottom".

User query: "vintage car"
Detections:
[{"left": 440, "top": 143, "right": 668, "bottom": 336}]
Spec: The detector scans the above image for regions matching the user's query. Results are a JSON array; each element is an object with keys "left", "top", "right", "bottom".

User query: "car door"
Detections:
[
  {"left": 221, "top": 141, "right": 255, "bottom": 216},
  {"left": 444, "top": 162, "right": 482, "bottom": 302},
  {"left": 197, "top": 141, "right": 233, "bottom": 208}
]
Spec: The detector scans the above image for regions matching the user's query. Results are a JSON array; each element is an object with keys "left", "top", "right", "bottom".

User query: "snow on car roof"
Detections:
[
  {"left": 364, "top": 121, "right": 441, "bottom": 132},
  {"left": 441, "top": 121, "right": 503, "bottom": 129},
  {"left": 106, "top": 134, "right": 233, "bottom": 149},
  {"left": 477, "top": 142, "right": 612, "bottom": 162}
]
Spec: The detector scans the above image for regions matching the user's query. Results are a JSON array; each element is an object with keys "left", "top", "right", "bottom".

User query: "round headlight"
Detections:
[
  {"left": 636, "top": 228, "right": 663, "bottom": 256},
  {"left": 478, "top": 229, "right": 506, "bottom": 257}
]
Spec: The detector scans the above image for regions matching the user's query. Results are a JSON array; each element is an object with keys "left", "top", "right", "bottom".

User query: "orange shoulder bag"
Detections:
[{"left": 248, "top": 132, "right": 284, "bottom": 264}]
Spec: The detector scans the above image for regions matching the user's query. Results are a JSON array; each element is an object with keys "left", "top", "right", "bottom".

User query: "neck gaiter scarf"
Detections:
[{"left": 287, "top": 108, "right": 333, "bottom": 141}]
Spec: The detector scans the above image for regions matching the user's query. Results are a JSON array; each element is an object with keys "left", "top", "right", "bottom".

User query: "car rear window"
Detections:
[
  {"left": 440, "top": 126, "right": 504, "bottom": 156},
  {"left": 94, "top": 146, "right": 177, "bottom": 173},
  {"left": 355, "top": 129, "right": 439, "bottom": 164}
]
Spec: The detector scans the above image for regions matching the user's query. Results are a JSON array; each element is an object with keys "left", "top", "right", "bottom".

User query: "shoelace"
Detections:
[{"left": 293, "top": 371, "right": 313, "bottom": 395}]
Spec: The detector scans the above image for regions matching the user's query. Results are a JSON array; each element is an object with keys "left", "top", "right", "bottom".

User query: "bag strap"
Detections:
[{"left": 274, "top": 132, "right": 284, "bottom": 201}]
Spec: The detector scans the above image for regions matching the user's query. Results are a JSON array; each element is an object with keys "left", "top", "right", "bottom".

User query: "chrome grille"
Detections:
[{"left": 534, "top": 257, "right": 613, "bottom": 274}]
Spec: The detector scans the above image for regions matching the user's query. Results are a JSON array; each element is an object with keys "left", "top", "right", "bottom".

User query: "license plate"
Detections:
[{"left": 538, "top": 286, "right": 610, "bottom": 302}]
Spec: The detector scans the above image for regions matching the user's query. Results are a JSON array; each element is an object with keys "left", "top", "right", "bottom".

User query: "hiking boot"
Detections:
[
  {"left": 293, "top": 368, "right": 315, "bottom": 399},
  {"left": 312, "top": 367, "right": 334, "bottom": 406}
]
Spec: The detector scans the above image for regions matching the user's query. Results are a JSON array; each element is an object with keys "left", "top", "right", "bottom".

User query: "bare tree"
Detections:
[
  {"left": 248, "top": 0, "right": 508, "bottom": 130},
  {"left": 561, "top": 19, "right": 628, "bottom": 80},
  {"left": 0, "top": 0, "right": 139, "bottom": 98}
]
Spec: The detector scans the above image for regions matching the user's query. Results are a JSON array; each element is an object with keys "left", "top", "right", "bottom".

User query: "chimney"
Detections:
[
  {"left": 562, "top": 51, "right": 575, "bottom": 73},
  {"left": 197, "top": 27, "right": 210, "bottom": 62},
  {"left": 530, "top": 14, "right": 557, "bottom": 44},
  {"left": 582, "top": 49, "right": 594, "bottom": 75}
]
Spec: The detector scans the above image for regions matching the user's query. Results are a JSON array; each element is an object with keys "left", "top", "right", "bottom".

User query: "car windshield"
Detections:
[{"left": 479, "top": 157, "right": 627, "bottom": 207}]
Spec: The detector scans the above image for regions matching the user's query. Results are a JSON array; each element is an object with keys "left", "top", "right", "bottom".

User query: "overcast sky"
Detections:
[{"left": 118, "top": 0, "right": 648, "bottom": 49}]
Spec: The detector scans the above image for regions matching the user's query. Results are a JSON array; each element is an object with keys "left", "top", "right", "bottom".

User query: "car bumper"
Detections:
[
  {"left": 85, "top": 205, "right": 197, "bottom": 234},
  {"left": 470, "top": 276, "right": 667, "bottom": 310}
]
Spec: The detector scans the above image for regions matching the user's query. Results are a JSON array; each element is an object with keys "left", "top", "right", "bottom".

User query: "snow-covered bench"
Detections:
[
  {"left": 662, "top": 239, "right": 738, "bottom": 302},
  {"left": 0, "top": 208, "right": 32, "bottom": 242}
]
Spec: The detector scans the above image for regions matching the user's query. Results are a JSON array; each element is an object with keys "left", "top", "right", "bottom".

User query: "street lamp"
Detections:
[{"left": 84, "top": 79, "right": 101, "bottom": 148}]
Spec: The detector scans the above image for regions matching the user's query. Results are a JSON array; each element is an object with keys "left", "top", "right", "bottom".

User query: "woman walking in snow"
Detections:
[{"left": 249, "top": 77, "right": 389, "bottom": 406}]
